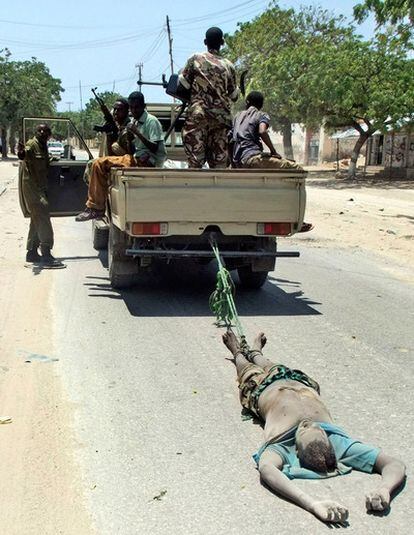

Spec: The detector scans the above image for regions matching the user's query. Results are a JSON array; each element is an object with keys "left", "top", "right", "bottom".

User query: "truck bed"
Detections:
[{"left": 110, "top": 167, "right": 307, "bottom": 236}]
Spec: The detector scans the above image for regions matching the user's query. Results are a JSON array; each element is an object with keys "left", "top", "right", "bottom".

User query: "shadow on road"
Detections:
[{"left": 84, "top": 262, "right": 321, "bottom": 317}]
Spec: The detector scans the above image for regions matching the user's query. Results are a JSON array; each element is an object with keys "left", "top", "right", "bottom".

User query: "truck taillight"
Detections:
[
  {"left": 131, "top": 222, "right": 168, "bottom": 235},
  {"left": 257, "top": 223, "right": 291, "bottom": 236}
]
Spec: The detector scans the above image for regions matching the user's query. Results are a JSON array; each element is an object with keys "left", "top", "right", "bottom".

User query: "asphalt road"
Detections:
[
  {"left": 1, "top": 159, "right": 412, "bottom": 534},
  {"left": 49, "top": 214, "right": 413, "bottom": 535}
]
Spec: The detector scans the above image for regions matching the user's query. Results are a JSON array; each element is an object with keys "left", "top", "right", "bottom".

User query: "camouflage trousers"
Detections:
[
  {"left": 245, "top": 153, "right": 303, "bottom": 170},
  {"left": 182, "top": 116, "right": 229, "bottom": 169}
]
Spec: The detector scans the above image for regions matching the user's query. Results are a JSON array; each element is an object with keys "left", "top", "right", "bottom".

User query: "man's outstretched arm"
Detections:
[
  {"left": 258, "top": 450, "right": 349, "bottom": 523},
  {"left": 366, "top": 452, "right": 406, "bottom": 512}
]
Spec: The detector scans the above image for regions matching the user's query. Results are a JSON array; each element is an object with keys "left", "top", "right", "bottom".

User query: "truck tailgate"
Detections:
[{"left": 111, "top": 168, "right": 306, "bottom": 234}]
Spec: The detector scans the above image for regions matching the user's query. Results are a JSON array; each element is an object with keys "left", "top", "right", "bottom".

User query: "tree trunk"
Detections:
[
  {"left": 9, "top": 128, "right": 16, "bottom": 155},
  {"left": 347, "top": 132, "right": 369, "bottom": 179},
  {"left": 282, "top": 121, "right": 294, "bottom": 160},
  {"left": 1, "top": 127, "right": 7, "bottom": 158}
]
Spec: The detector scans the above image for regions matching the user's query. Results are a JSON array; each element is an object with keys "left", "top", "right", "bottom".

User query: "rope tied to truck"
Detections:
[{"left": 209, "top": 239, "right": 252, "bottom": 358}]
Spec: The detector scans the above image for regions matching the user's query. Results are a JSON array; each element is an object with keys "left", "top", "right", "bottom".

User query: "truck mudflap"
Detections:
[{"left": 125, "top": 249, "right": 299, "bottom": 258}]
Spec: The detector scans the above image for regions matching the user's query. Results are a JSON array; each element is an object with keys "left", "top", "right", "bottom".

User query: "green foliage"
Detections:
[
  {"left": 225, "top": 2, "right": 414, "bottom": 175},
  {"left": 0, "top": 49, "right": 63, "bottom": 155},
  {"left": 224, "top": 3, "right": 357, "bottom": 158},
  {"left": 80, "top": 90, "right": 124, "bottom": 139},
  {"left": 354, "top": 0, "right": 414, "bottom": 25}
]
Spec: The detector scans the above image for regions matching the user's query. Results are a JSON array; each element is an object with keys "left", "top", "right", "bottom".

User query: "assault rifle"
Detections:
[{"left": 91, "top": 87, "right": 118, "bottom": 136}]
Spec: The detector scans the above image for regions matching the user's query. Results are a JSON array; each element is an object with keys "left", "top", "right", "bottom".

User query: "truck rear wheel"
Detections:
[
  {"left": 92, "top": 221, "right": 109, "bottom": 250},
  {"left": 108, "top": 223, "right": 136, "bottom": 289},
  {"left": 237, "top": 266, "right": 268, "bottom": 289}
]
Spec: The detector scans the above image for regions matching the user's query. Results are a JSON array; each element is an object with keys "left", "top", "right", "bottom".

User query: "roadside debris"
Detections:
[
  {"left": 20, "top": 350, "right": 59, "bottom": 363},
  {"left": 0, "top": 417, "right": 12, "bottom": 424},
  {"left": 151, "top": 490, "right": 167, "bottom": 502}
]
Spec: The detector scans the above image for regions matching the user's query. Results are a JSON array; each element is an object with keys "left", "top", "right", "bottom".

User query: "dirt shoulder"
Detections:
[
  {"left": 0, "top": 161, "right": 93, "bottom": 534},
  {"left": 292, "top": 178, "right": 414, "bottom": 283}
]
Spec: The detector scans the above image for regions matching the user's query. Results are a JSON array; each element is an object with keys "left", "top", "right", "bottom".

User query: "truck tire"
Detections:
[
  {"left": 108, "top": 223, "right": 136, "bottom": 289},
  {"left": 92, "top": 221, "right": 109, "bottom": 250},
  {"left": 237, "top": 266, "right": 268, "bottom": 289}
]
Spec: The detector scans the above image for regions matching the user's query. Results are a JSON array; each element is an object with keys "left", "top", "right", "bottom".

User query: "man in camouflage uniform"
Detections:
[
  {"left": 18, "top": 124, "right": 64, "bottom": 267},
  {"left": 179, "top": 27, "right": 239, "bottom": 168}
]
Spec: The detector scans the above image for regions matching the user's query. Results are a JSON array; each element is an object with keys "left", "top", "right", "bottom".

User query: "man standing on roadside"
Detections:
[
  {"left": 18, "top": 124, "right": 65, "bottom": 267},
  {"left": 179, "top": 27, "right": 239, "bottom": 168}
]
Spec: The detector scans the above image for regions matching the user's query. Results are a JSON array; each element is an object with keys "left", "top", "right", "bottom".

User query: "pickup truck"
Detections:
[{"left": 19, "top": 107, "right": 307, "bottom": 289}]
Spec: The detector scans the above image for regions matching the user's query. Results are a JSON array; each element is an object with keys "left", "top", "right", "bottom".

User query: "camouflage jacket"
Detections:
[{"left": 179, "top": 50, "right": 239, "bottom": 126}]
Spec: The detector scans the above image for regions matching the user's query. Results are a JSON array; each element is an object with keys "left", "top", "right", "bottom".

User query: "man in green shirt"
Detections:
[
  {"left": 18, "top": 123, "right": 64, "bottom": 267},
  {"left": 76, "top": 92, "right": 166, "bottom": 222}
]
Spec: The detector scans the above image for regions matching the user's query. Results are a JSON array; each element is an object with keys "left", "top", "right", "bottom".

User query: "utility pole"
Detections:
[
  {"left": 166, "top": 15, "right": 176, "bottom": 144},
  {"left": 65, "top": 101, "right": 73, "bottom": 112},
  {"left": 136, "top": 62, "right": 143, "bottom": 91},
  {"left": 79, "top": 80, "right": 85, "bottom": 137},
  {"left": 166, "top": 15, "right": 174, "bottom": 76}
]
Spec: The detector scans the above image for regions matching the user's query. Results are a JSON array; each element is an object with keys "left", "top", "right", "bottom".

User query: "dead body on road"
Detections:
[{"left": 222, "top": 330, "right": 406, "bottom": 524}]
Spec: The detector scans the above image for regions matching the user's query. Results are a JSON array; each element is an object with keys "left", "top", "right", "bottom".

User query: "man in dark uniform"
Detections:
[
  {"left": 179, "top": 27, "right": 239, "bottom": 168},
  {"left": 18, "top": 124, "right": 64, "bottom": 267}
]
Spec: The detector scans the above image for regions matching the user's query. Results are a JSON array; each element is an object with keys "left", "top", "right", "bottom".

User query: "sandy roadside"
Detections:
[
  {"left": 0, "top": 160, "right": 93, "bottom": 535},
  {"left": 292, "top": 178, "right": 414, "bottom": 283}
]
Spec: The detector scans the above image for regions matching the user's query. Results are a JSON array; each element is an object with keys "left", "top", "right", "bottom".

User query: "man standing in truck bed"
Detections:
[{"left": 179, "top": 27, "right": 239, "bottom": 168}]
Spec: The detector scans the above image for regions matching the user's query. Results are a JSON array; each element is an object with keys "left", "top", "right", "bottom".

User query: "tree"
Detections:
[
  {"left": 225, "top": 2, "right": 414, "bottom": 177},
  {"left": 0, "top": 49, "right": 63, "bottom": 157},
  {"left": 81, "top": 90, "right": 124, "bottom": 139},
  {"left": 225, "top": 4, "right": 355, "bottom": 158},
  {"left": 354, "top": 0, "right": 413, "bottom": 42},
  {"left": 354, "top": 0, "right": 414, "bottom": 25},
  {"left": 306, "top": 31, "right": 414, "bottom": 177}
]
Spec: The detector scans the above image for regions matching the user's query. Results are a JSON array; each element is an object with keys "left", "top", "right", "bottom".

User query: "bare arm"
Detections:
[
  {"left": 127, "top": 124, "right": 158, "bottom": 153},
  {"left": 366, "top": 452, "right": 406, "bottom": 512},
  {"left": 258, "top": 123, "right": 281, "bottom": 158},
  {"left": 259, "top": 450, "right": 348, "bottom": 523}
]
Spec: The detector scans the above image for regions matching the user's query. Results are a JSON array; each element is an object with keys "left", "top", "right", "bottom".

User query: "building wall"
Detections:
[{"left": 368, "top": 130, "right": 414, "bottom": 169}]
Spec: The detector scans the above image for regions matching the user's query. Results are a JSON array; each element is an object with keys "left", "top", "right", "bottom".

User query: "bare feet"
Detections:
[
  {"left": 222, "top": 331, "right": 241, "bottom": 356},
  {"left": 253, "top": 332, "right": 267, "bottom": 351}
]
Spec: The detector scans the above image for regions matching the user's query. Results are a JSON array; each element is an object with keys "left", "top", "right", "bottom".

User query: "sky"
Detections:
[{"left": 1, "top": 0, "right": 375, "bottom": 112}]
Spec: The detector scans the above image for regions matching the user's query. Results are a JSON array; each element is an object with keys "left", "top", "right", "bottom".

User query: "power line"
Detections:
[{"left": 173, "top": 0, "right": 264, "bottom": 26}]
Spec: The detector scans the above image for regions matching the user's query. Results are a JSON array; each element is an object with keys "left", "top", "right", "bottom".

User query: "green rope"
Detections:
[{"left": 209, "top": 242, "right": 251, "bottom": 355}]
